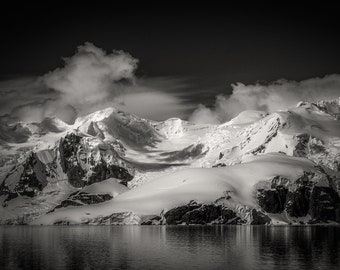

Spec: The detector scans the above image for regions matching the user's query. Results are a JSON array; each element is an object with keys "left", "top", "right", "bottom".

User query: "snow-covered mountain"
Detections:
[{"left": 0, "top": 99, "right": 339, "bottom": 225}]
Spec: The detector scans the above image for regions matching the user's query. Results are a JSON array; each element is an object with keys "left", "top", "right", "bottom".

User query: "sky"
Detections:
[{"left": 0, "top": 3, "right": 340, "bottom": 123}]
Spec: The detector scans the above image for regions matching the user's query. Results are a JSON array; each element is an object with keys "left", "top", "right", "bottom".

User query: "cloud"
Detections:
[
  {"left": 113, "top": 90, "right": 195, "bottom": 121},
  {"left": 189, "top": 104, "right": 220, "bottom": 124},
  {"left": 0, "top": 43, "right": 194, "bottom": 124},
  {"left": 43, "top": 42, "right": 138, "bottom": 107},
  {"left": 189, "top": 74, "right": 340, "bottom": 124},
  {"left": 3, "top": 43, "right": 339, "bottom": 126}
]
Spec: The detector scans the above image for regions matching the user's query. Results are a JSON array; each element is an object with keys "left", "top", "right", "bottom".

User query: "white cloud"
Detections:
[
  {"left": 189, "top": 74, "right": 340, "bottom": 124},
  {"left": 0, "top": 43, "right": 193, "bottom": 124},
  {"left": 189, "top": 104, "right": 220, "bottom": 124},
  {"left": 43, "top": 42, "right": 138, "bottom": 106},
  {"left": 2, "top": 44, "right": 340, "bottom": 126}
]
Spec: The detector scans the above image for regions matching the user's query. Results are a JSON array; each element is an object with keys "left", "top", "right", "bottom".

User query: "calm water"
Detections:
[{"left": 0, "top": 226, "right": 339, "bottom": 270}]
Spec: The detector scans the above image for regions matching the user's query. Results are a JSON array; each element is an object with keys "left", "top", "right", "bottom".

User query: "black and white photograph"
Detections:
[{"left": 0, "top": 3, "right": 339, "bottom": 270}]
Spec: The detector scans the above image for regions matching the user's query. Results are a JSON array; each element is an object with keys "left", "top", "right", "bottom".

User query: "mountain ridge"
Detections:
[{"left": 0, "top": 98, "right": 339, "bottom": 225}]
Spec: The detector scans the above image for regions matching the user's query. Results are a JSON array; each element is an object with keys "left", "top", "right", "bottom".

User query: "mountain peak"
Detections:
[{"left": 74, "top": 107, "right": 118, "bottom": 126}]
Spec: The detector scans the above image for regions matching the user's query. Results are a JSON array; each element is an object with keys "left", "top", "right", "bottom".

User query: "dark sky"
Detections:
[{"left": 1, "top": 3, "right": 340, "bottom": 103}]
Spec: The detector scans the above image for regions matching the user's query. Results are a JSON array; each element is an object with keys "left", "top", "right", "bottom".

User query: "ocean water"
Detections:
[{"left": 0, "top": 225, "right": 339, "bottom": 270}]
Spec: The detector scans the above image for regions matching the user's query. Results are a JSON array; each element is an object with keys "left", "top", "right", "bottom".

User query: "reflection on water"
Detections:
[{"left": 0, "top": 226, "right": 339, "bottom": 270}]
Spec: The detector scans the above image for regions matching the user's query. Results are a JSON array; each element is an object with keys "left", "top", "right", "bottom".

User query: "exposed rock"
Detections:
[
  {"left": 88, "top": 163, "right": 133, "bottom": 186},
  {"left": 164, "top": 202, "right": 248, "bottom": 225},
  {"left": 0, "top": 152, "right": 47, "bottom": 201},
  {"left": 51, "top": 191, "right": 113, "bottom": 212},
  {"left": 221, "top": 208, "right": 239, "bottom": 224},
  {"left": 285, "top": 186, "right": 312, "bottom": 218},
  {"left": 54, "top": 200, "right": 83, "bottom": 209},
  {"left": 58, "top": 133, "right": 134, "bottom": 188},
  {"left": 83, "top": 212, "right": 141, "bottom": 225},
  {"left": 236, "top": 205, "right": 271, "bottom": 225},
  {"left": 182, "top": 205, "right": 222, "bottom": 225},
  {"left": 293, "top": 133, "right": 310, "bottom": 157},
  {"left": 54, "top": 221, "right": 70, "bottom": 225},
  {"left": 249, "top": 209, "right": 271, "bottom": 225},
  {"left": 141, "top": 215, "right": 162, "bottom": 225},
  {"left": 256, "top": 171, "right": 340, "bottom": 223},
  {"left": 314, "top": 98, "right": 340, "bottom": 119},
  {"left": 53, "top": 212, "right": 141, "bottom": 225},
  {"left": 309, "top": 186, "right": 340, "bottom": 222},
  {"left": 164, "top": 201, "right": 201, "bottom": 225},
  {"left": 59, "top": 133, "right": 85, "bottom": 187},
  {"left": 257, "top": 186, "right": 288, "bottom": 213},
  {"left": 160, "top": 143, "right": 207, "bottom": 162},
  {"left": 293, "top": 133, "right": 340, "bottom": 171},
  {"left": 212, "top": 163, "right": 227, "bottom": 168}
]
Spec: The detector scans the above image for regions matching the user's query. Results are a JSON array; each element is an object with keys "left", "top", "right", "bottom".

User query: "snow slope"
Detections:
[{"left": 30, "top": 153, "right": 328, "bottom": 225}]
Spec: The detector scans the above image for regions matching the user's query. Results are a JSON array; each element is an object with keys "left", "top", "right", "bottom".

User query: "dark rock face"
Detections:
[
  {"left": 164, "top": 201, "right": 201, "bottom": 225},
  {"left": 87, "top": 121, "right": 105, "bottom": 139},
  {"left": 212, "top": 163, "right": 227, "bottom": 168},
  {"left": 59, "top": 133, "right": 81, "bottom": 171},
  {"left": 182, "top": 205, "right": 222, "bottom": 225},
  {"left": 284, "top": 173, "right": 314, "bottom": 218},
  {"left": 293, "top": 133, "right": 310, "bottom": 157},
  {"left": 59, "top": 133, "right": 86, "bottom": 188},
  {"left": 309, "top": 186, "right": 340, "bottom": 222},
  {"left": 256, "top": 172, "right": 340, "bottom": 223},
  {"left": 164, "top": 202, "right": 245, "bottom": 225},
  {"left": 88, "top": 164, "right": 133, "bottom": 186},
  {"left": 67, "top": 166, "right": 86, "bottom": 188},
  {"left": 59, "top": 133, "right": 134, "bottom": 188},
  {"left": 257, "top": 186, "right": 288, "bottom": 213},
  {"left": 141, "top": 216, "right": 162, "bottom": 225},
  {"left": 258, "top": 173, "right": 313, "bottom": 218},
  {"left": 54, "top": 221, "right": 70, "bottom": 225},
  {"left": 249, "top": 209, "right": 271, "bottom": 225},
  {"left": 221, "top": 208, "right": 240, "bottom": 224},
  {"left": 285, "top": 186, "right": 311, "bottom": 217},
  {"left": 51, "top": 191, "right": 113, "bottom": 212},
  {"left": 0, "top": 153, "right": 47, "bottom": 201}
]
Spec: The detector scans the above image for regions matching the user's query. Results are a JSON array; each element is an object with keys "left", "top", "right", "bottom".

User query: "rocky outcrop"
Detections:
[
  {"left": 164, "top": 201, "right": 201, "bottom": 225},
  {"left": 59, "top": 133, "right": 86, "bottom": 187},
  {"left": 181, "top": 204, "right": 222, "bottom": 225},
  {"left": 80, "top": 212, "right": 141, "bottom": 225},
  {"left": 59, "top": 133, "right": 81, "bottom": 171},
  {"left": 0, "top": 152, "right": 47, "bottom": 201},
  {"left": 88, "top": 163, "right": 133, "bottom": 186},
  {"left": 256, "top": 172, "right": 340, "bottom": 223},
  {"left": 160, "top": 143, "right": 207, "bottom": 162},
  {"left": 314, "top": 98, "right": 340, "bottom": 119},
  {"left": 53, "top": 212, "right": 141, "bottom": 225},
  {"left": 59, "top": 133, "right": 134, "bottom": 188},
  {"left": 293, "top": 133, "right": 340, "bottom": 172},
  {"left": 163, "top": 202, "right": 266, "bottom": 225},
  {"left": 309, "top": 186, "right": 340, "bottom": 223},
  {"left": 257, "top": 186, "right": 288, "bottom": 213},
  {"left": 248, "top": 209, "right": 271, "bottom": 225},
  {"left": 285, "top": 186, "right": 311, "bottom": 217},
  {"left": 141, "top": 215, "right": 162, "bottom": 225},
  {"left": 51, "top": 191, "right": 113, "bottom": 212}
]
